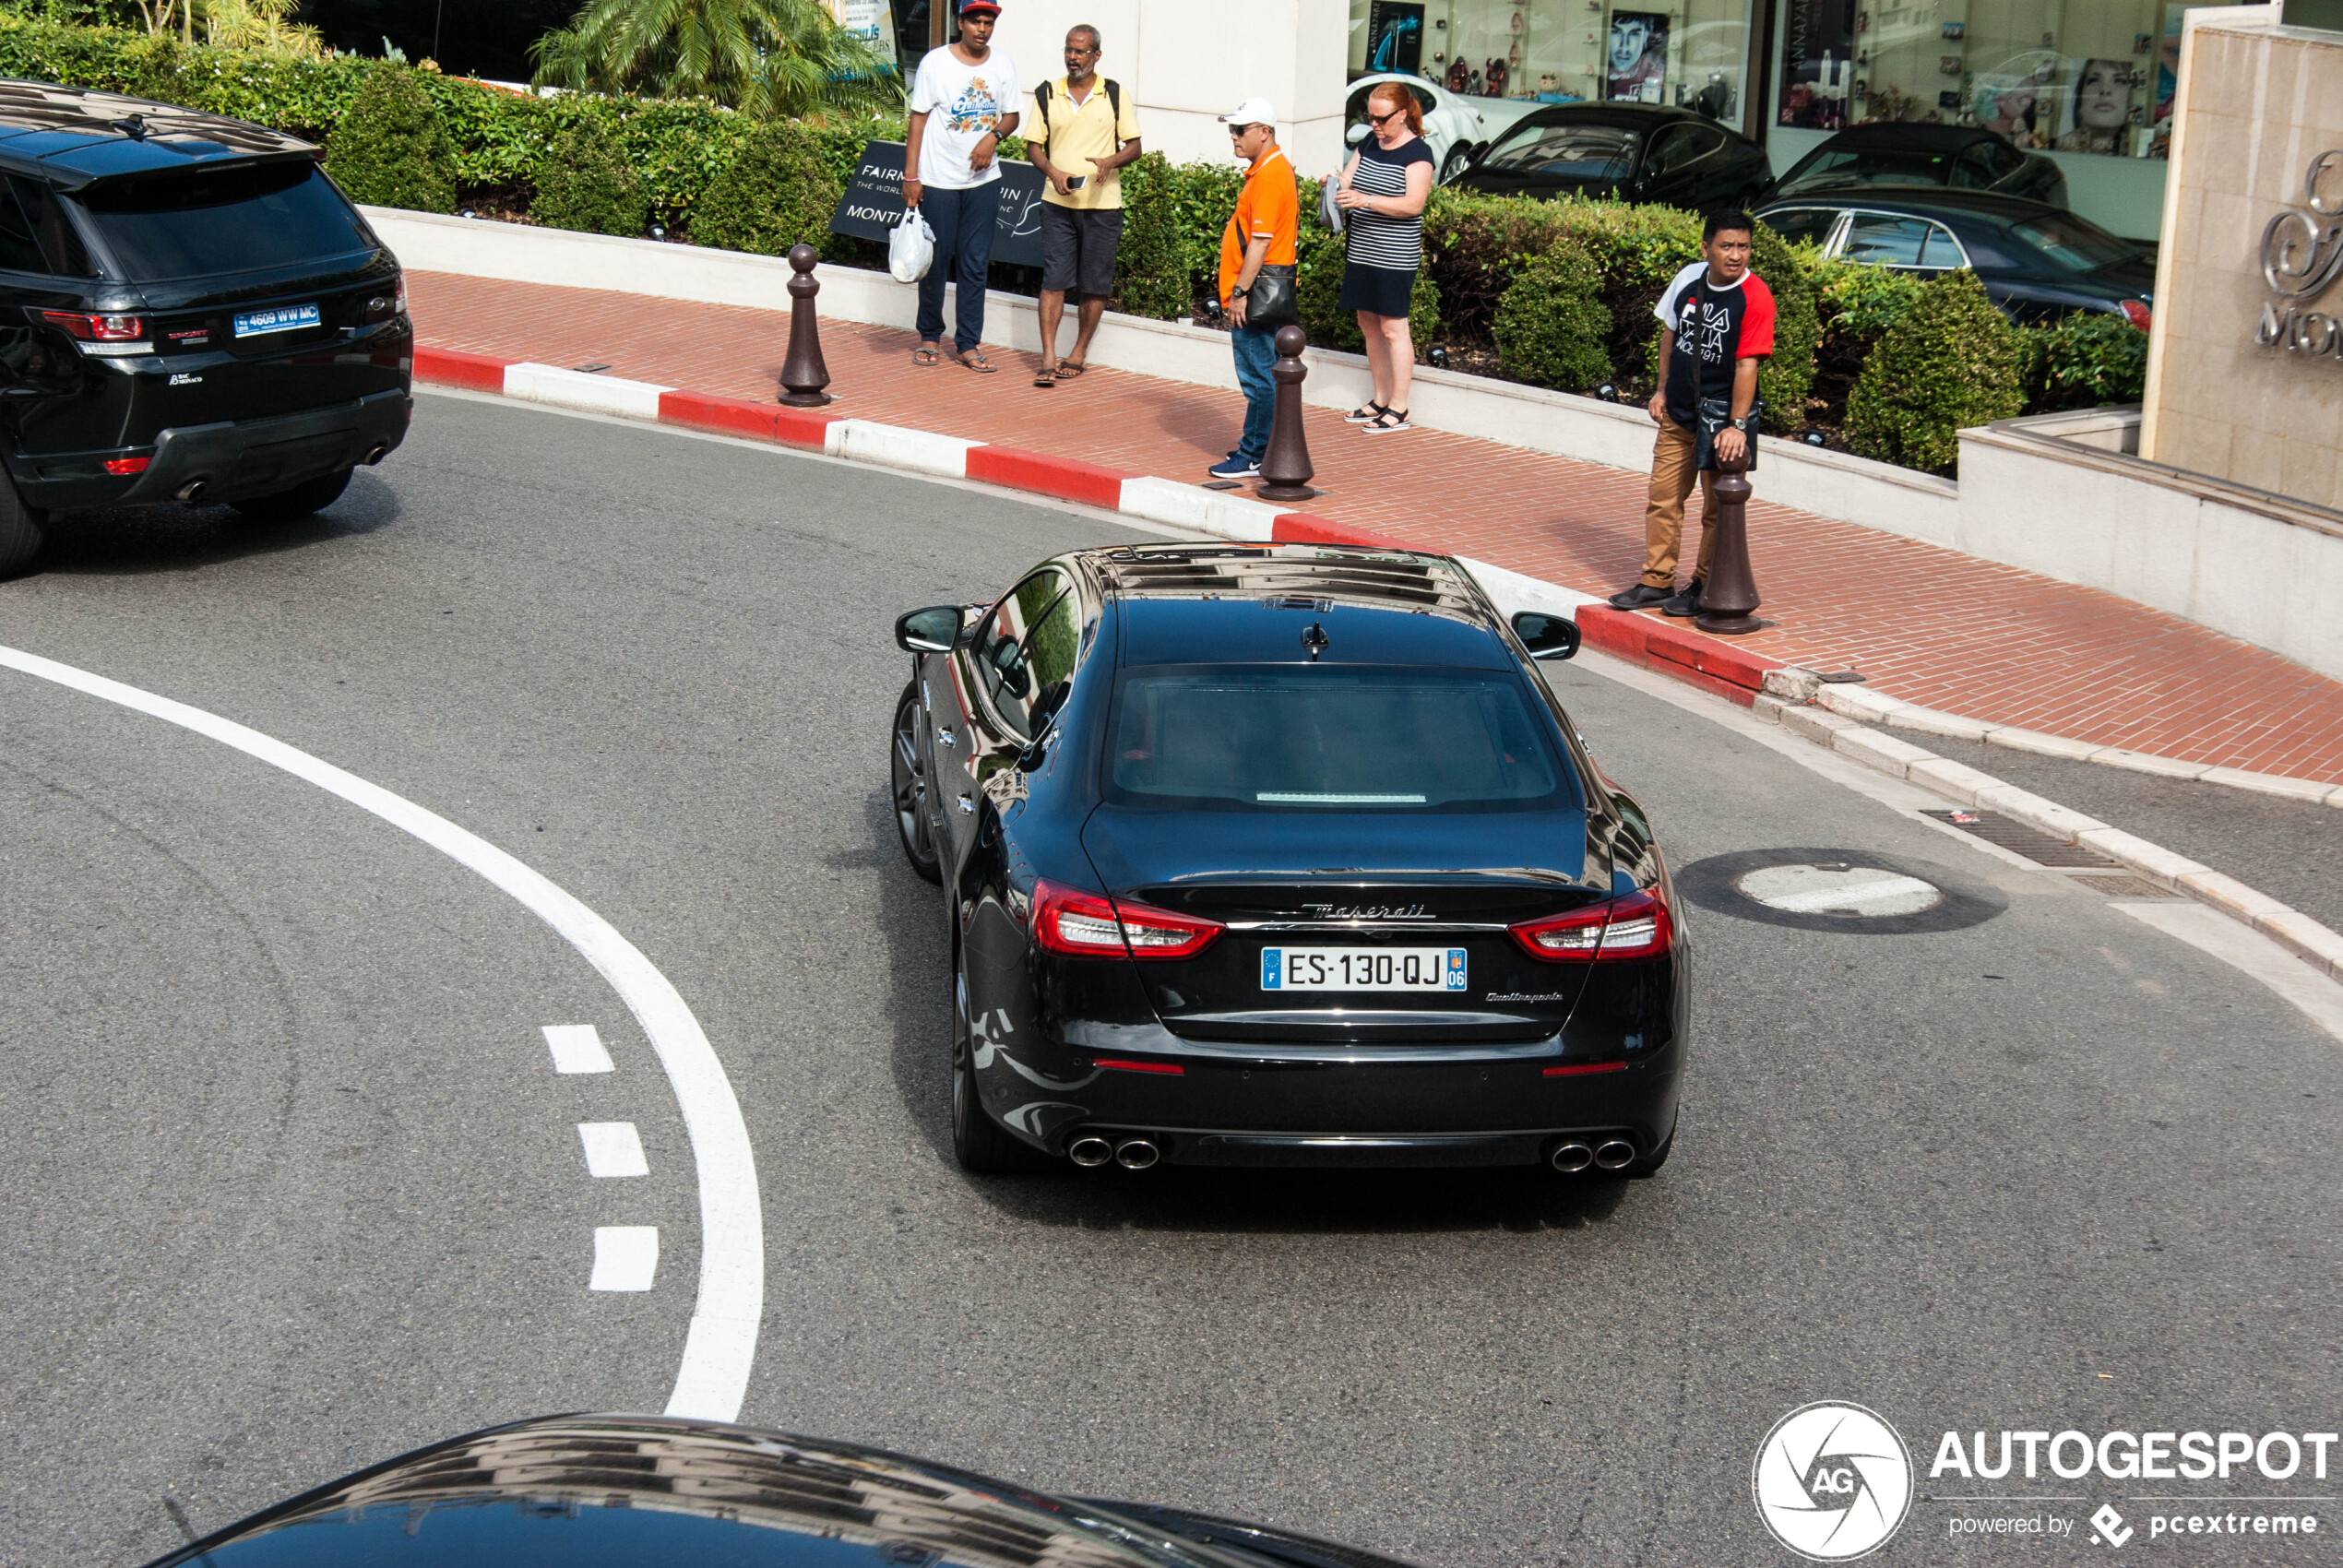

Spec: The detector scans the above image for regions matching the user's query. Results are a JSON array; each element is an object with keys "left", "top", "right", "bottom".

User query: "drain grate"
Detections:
[
  {"left": 1923, "top": 809, "right": 2118, "bottom": 868},
  {"left": 2066, "top": 873, "right": 2184, "bottom": 899}
]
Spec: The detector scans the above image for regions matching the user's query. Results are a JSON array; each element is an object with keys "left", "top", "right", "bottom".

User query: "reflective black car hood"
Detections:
[{"left": 142, "top": 1415, "right": 1423, "bottom": 1568}]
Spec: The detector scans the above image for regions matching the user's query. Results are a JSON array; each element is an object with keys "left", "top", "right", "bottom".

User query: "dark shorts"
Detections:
[
  {"left": 1040, "top": 204, "right": 1124, "bottom": 297},
  {"left": 1338, "top": 260, "right": 1415, "bottom": 319}
]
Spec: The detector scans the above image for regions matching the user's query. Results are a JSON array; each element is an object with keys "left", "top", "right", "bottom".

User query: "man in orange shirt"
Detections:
[{"left": 1208, "top": 98, "right": 1299, "bottom": 481}]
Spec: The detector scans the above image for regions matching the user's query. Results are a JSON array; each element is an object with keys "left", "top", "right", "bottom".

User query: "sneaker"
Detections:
[
  {"left": 1360, "top": 407, "right": 1412, "bottom": 434},
  {"left": 1207, "top": 455, "right": 1261, "bottom": 480},
  {"left": 1344, "top": 401, "right": 1387, "bottom": 424},
  {"left": 1606, "top": 582, "right": 1674, "bottom": 611},
  {"left": 1659, "top": 579, "right": 1704, "bottom": 617}
]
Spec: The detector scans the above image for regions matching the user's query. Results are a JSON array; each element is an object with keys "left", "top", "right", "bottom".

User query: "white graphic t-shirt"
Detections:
[{"left": 910, "top": 45, "right": 1022, "bottom": 190}]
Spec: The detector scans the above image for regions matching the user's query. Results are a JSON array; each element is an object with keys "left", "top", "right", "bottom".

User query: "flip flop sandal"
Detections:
[
  {"left": 1344, "top": 401, "right": 1387, "bottom": 423},
  {"left": 911, "top": 346, "right": 943, "bottom": 367},
  {"left": 1033, "top": 367, "right": 1057, "bottom": 387},
  {"left": 957, "top": 352, "right": 998, "bottom": 374},
  {"left": 1052, "top": 362, "right": 1088, "bottom": 380}
]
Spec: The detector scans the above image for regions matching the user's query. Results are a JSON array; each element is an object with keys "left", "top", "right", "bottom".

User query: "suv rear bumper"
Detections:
[{"left": 17, "top": 388, "right": 412, "bottom": 511}]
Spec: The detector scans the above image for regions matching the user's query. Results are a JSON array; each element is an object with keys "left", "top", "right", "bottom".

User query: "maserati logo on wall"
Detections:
[
  {"left": 2255, "top": 148, "right": 2343, "bottom": 362},
  {"left": 1752, "top": 1402, "right": 1914, "bottom": 1561}
]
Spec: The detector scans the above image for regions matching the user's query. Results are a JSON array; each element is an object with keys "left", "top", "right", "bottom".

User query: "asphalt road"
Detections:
[{"left": 3, "top": 391, "right": 2337, "bottom": 1568}]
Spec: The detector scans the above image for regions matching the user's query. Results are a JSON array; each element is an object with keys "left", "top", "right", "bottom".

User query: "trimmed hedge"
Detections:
[
  {"left": 531, "top": 121, "right": 649, "bottom": 236},
  {"left": 688, "top": 116, "right": 838, "bottom": 255},
  {"left": 323, "top": 60, "right": 457, "bottom": 212},
  {"left": 2022, "top": 310, "right": 2149, "bottom": 410},
  {"left": 1112, "top": 152, "right": 1195, "bottom": 321},
  {"left": 1847, "top": 267, "right": 2026, "bottom": 475},
  {"left": 1493, "top": 238, "right": 1610, "bottom": 393}
]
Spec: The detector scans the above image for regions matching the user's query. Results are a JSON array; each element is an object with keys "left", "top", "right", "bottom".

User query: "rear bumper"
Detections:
[{"left": 17, "top": 388, "right": 412, "bottom": 510}]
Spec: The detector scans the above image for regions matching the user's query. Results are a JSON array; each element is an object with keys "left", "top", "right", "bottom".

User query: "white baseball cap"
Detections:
[{"left": 1219, "top": 98, "right": 1278, "bottom": 129}]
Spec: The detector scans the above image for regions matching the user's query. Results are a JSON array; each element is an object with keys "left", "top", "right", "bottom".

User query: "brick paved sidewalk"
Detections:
[{"left": 410, "top": 270, "right": 2343, "bottom": 788}]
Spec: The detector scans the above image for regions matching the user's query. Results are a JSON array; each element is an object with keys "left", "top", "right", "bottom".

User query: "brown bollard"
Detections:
[
  {"left": 1693, "top": 444, "right": 1763, "bottom": 635},
  {"left": 778, "top": 243, "right": 834, "bottom": 409},
  {"left": 1255, "top": 324, "right": 1317, "bottom": 502}
]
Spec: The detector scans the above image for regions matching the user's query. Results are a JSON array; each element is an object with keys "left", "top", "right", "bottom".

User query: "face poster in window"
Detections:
[
  {"left": 1776, "top": 0, "right": 1854, "bottom": 128},
  {"left": 1606, "top": 11, "right": 1669, "bottom": 103},
  {"left": 1366, "top": 0, "right": 1424, "bottom": 76},
  {"left": 2056, "top": 57, "right": 2134, "bottom": 155}
]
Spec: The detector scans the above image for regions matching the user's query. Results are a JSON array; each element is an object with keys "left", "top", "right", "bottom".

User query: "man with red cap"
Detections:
[{"left": 904, "top": 0, "right": 1021, "bottom": 374}]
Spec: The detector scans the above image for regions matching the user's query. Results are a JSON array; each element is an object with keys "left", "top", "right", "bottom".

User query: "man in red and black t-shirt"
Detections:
[{"left": 1607, "top": 210, "right": 1775, "bottom": 617}]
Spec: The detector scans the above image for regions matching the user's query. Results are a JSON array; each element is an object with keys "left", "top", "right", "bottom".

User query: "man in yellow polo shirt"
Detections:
[{"left": 1025, "top": 24, "right": 1142, "bottom": 387}]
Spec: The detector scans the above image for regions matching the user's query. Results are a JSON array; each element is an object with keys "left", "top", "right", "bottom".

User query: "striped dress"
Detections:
[{"left": 1339, "top": 135, "right": 1433, "bottom": 318}]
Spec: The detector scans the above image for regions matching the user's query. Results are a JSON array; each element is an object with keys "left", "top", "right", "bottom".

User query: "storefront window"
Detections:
[
  {"left": 1349, "top": 0, "right": 1754, "bottom": 127},
  {"left": 1773, "top": 0, "right": 2246, "bottom": 161}
]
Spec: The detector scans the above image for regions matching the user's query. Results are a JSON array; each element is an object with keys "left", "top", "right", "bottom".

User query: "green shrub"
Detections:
[
  {"left": 1113, "top": 152, "right": 1193, "bottom": 320},
  {"left": 530, "top": 121, "right": 649, "bottom": 236},
  {"left": 1809, "top": 258, "right": 1925, "bottom": 422},
  {"left": 1846, "top": 267, "right": 2025, "bottom": 475},
  {"left": 1296, "top": 225, "right": 1439, "bottom": 351},
  {"left": 1749, "top": 224, "right": 1820, "bottom": 433},
  {"left": 1421, "top": 187, "right": 1567, "bottom": 340},
  {"left": 323, "top": 60, "right": 458, "bottom": 211},
  {"left": 1493, "top": 238, "right": 1611, "bottom": 392},
  {"left": 2022, "top": 311, "right": 2148, "bottom": 411},
  {"left": 687, "top": 116, "right": 839, "bottom": 255}
]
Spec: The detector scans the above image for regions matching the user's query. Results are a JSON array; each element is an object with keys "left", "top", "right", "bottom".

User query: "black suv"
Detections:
[{"left": 0, "top": 81, "right": 411, "bottom": 576}]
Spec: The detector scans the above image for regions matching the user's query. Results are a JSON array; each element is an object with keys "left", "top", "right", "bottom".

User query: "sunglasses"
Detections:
[{"left": 1367, "top": 108, "right": 1403, "bottom": 125}]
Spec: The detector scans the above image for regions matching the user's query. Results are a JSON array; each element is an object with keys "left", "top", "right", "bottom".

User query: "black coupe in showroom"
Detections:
[{"left": 889, "top": 545, "right": 1688, "bottom": 1177}]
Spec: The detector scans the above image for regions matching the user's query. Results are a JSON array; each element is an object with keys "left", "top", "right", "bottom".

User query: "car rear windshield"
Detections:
[
  {"left": 2010, "top": 211, "right": 2136, "bottom": 273},
  {"left": 1107, "top": 666, "right": 1570, "bottom": 813},
  {"left": 1778, "top": 148, "right": 1957, "bottom": 191},
  {"left": 1478, "top": 121, "right": 1638, "bottom": 180},
  {"left": 71, "top": 161, "right": 370, "bottom": 280}
]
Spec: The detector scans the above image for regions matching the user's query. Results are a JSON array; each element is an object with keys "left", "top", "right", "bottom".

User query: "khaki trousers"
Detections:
[{"left": 1640, "top": 414, "right": 1720, "bottom": 588}]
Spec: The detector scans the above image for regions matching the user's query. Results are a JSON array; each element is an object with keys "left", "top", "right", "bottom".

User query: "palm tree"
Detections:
[{"left": 530, "top": 0, "right": 900, "bottom": 118}]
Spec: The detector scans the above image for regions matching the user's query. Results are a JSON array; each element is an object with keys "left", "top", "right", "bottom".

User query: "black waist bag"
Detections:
[
  {"left": 1695, "top": 394, "right": 1761, "bottom": 472},
  {"left": 1246, "top": 263, "right": 1300, "bottom": 330}
]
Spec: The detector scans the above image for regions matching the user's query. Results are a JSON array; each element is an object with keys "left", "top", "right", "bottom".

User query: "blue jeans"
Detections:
[
  {"left": 915, "top": 184, "right": 995, "bottom": 357},
  {"left": 1231, "top": 322, "right": 1277, "bottom": 463}
]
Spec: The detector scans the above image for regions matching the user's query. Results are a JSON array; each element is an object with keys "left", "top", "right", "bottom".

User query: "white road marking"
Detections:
[
  {"left": 2114, "top": 901, "right": 2343, "bottom": 1045},
  {"left": 0, "top": 644, "right": 764, "bottom": 1422},
  {"left": 543, "top": 1023, "right": 614, "bottom": 1074},
  {"left": 578, "top": 1121, "right": 649, "bottom": 1178},
  {"left": 590, "top": 1226, "right": 660, "bottom": 1290}
]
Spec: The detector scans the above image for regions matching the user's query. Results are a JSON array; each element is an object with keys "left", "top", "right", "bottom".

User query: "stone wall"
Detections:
[{"left": 2140, "top": 8, "right": 2343, "bottom": 510}]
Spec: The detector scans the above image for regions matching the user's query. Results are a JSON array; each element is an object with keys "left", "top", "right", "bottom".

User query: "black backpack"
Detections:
[{"left": 1031, "top": 77, "right": 1124, "bottom": 161}]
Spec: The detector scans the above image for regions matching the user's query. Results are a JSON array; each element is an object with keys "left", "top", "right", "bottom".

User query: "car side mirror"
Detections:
[
  {"left": 895, "top": 605, "right": 963, "bottom": 653},
  {"left": 1346, "top": 123, "right": 1372, "bottom": 146},
  {"left": 1512, "top": 611, "right": 1581, "bottom": 660}
]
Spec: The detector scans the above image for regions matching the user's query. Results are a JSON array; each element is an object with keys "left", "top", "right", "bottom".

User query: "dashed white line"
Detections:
[
  {"left": 578, "top": 1121, "right": 649, "bottom": 1178},
  {"left": 590, "top": 1226, "right": 660, "bottom": 1291},
  {"left": 0, "top": 643, "right": 764, "bottom": 1421},
  {"left": 543, "top": 1023, "right": 614, "bottom": 1074}
]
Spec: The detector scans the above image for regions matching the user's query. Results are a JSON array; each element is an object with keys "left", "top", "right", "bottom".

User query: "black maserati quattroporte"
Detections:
[{"left": 890, "top": 545, "right": 1687, "bottom": 1175}]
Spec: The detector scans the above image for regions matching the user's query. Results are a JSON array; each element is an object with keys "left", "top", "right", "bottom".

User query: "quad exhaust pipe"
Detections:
[
  {"left": 1066, "top": 1134, "right": 1161, "bottom": 1170},
  {"left": 1551, "top": 1137, "right": 1637, "bottom": 1172}
]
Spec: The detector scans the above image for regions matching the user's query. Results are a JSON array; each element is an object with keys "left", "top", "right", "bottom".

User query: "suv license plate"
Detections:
[
  {"left": 1261, "top": 947, "right": 1466, "bottom": 992},
  {"left": 233, "top": 303, "right": 321, "bottom": 339}
]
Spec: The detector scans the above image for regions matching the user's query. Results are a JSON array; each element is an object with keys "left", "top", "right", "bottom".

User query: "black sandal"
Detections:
[
  {"left": 1361, "top": 407, "right": 1412, "bottom": 434},
  {"left": 1344, "top": 400, "right": 1387, "bottom": 424}
]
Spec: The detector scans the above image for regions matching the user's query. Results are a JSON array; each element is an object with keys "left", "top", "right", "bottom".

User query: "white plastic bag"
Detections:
[{"left": 888, "top": 207, "right": 934, "bottom": 283}]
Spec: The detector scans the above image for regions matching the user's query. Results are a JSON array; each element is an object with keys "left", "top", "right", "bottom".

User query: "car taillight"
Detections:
[
  {"left": 2120, "top": 298, "right": 2152, "bottom": 330},
  {"left": 41, "top": 310, "right": 145, "bottom": 342},
  {"left": 103, "top": 457, "right": 149, "bottom": 474},
  {"left": 1509, "top": 887, "right": 1671, "bottom": 963},
  {"left": 1031, "top": 879, "right": 1222, "bottom": 960}
]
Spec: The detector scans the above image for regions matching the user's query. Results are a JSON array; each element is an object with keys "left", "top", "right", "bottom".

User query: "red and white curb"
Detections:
[{"left": 412, "top": 344, "right": 2343, "bottom": 979}]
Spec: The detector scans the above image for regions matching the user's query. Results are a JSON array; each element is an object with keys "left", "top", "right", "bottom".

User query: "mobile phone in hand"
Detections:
[{"left": 1064, "top": 175, "right": 1088, "bottom": 190}]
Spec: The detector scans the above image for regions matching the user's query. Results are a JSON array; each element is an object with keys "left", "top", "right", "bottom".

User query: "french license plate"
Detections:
[
  {"left": 1261, "top": 947, "right": 1467, "bottom": 992},
  {"left": 233, "top": 303, "right": 320, "bottom": 339}
]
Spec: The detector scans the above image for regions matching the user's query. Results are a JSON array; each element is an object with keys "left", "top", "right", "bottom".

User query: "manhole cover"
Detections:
[{"left": 1733, "top": 862, "right": 1945, "bottom": 917}]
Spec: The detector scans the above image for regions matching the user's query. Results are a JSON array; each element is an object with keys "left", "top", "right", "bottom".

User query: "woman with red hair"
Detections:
[{"left": 1333, "top": 81, "right": 1433, "bottom": 434}]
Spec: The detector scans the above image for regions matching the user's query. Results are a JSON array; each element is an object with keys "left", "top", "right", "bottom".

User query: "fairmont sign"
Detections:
[{"left": 2255, "top": 148, "right": 2343, "bottom": 361}]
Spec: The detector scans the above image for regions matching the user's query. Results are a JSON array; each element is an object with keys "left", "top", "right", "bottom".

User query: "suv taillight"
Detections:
[
  {"left": 41, "top": 310, "right": 145, "bottom": 342},
  {"left": 1032, "top": 879, "right": 1222, "bottom": 960},
  {"left": 2120, "top": 298, "right": 2152, "bottom": 331},
  {"left": 1509, "top": 887, "right": 1671, "bottom": 963}
]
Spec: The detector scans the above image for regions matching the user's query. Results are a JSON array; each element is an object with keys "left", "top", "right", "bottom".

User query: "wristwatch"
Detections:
[
  {"left": 1729, "top": 415, "right": 1751, "bottom": 431},
  {"left": 1230, "top": 286, "right": 1250, "bottom": 299}
]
